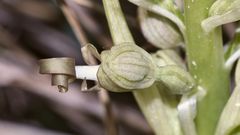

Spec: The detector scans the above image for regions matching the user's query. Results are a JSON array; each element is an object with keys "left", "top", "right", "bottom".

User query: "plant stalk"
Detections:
[
  {"left": 102, "top": 0, "right": 182, "bottom": 134},
  {"left": 133, "top": 84, "right": 182, "bottom": 135},
  {"left": 184, "top": 0, "right": 230, "bottom": 135}
]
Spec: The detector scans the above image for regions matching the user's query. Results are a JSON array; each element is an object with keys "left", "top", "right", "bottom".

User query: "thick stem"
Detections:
[
  {"left": 184, "top": 0, "right": 230, "bottom": 135},
  {"left": 133, "top": 84, "right": 182, "bottom": 135}
]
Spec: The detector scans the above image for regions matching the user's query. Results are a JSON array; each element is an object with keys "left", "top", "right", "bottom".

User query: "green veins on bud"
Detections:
[
  {"left": 138, "top": 8, "right": 183, "bottom": 49},
  {"left": 202, "top": 0, "right": 240, "bottom": 33},
  {"left": 98, "top": 43, "right": 195, "bottom": 94},
  {"left": 151, "top": 49, "right": 194, "bottom": 94},
  {"left": 97, "top": 43, "right": 156, "bottom": 92},
  {"left": 156, "top": 66, "right": 195, "bottom": 95}
]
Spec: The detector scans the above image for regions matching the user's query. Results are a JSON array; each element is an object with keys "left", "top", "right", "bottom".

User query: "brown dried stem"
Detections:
[{"left": 58, "top": 1, "right": 118, "bottom": 135}]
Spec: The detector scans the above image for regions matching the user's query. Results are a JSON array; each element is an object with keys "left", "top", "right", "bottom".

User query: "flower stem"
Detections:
[
  {"left": 102, "top": 0, "right": 134, "bottom": 44},
  {"left": 133, "top": 84, "right": 182, "bottom": 135},
  {"left": 184, "top": 0, "right": 230, "bottom": 135},
  {"left": 102, "top": 0, "right": 182, "bottom": 134}
]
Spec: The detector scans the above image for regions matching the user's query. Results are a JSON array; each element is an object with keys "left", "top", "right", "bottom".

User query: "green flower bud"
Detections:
[
  {"left": 151, "top": 49, "right": 186, "bottom": 68},
  {"left": 129, "top": 0, "right": 185, "bottom": 35},
  {"left": 209, "top": 0, "right": 239, "bottom": 16},
  {"left": 202, "top": 0, "right": 240, "bottom": 33},
  {"left": 138, "top": 8, "right": 183, "bottom": 49},
  {"left": 97, "top": 43, "right": 194, "bottom": 94},
  {"left": 151, "top": 49, "right": 194, "bottom": 94},
  {"left": 97, "top": 43, "right": 156, "bottom": 92},
  {"left": 156, "top": 65, "right": 195, "bottom": 95}
]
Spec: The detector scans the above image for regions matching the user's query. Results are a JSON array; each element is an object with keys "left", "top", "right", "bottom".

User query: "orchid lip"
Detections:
[{"left": 75, "top": 65, "right": 99, "bottom": 81}]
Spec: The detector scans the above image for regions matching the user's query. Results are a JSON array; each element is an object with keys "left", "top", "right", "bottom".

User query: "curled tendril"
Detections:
[{"left": 39, "top": 57, "right": 76, "bottom": 93}]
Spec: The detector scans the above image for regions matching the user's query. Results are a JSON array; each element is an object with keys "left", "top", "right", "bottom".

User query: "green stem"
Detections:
[
  {"left": 102, "top": 0, "right": 182, "bottom": 134},
  {"left": 134, "top": 84, "right": 182, "bottom": 135},
  {"left": 184, "top": 0, "right": 230, "bottom": 135},
  {"left": 102, "top": 0, "right": 134, "bottom": 45}
]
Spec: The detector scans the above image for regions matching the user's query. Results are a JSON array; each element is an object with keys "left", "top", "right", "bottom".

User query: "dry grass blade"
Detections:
[
  {"left": 70, "top": 0, "right": 102, "bottom": 12},
  {"left": 58, "top": 0, "right": 88, "bottom": 45},
  {"left": 58, "top": 1, "right": 118, "bottom": 135}
]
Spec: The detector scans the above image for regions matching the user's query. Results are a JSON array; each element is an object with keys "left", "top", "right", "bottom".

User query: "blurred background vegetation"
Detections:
[{"left": 0, "top": 0, "right": 237, "bottom": 135}]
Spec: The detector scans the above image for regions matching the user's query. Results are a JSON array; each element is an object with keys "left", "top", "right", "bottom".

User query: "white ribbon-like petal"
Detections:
[
  {"left": 75, "top": 65, "right": 99, "bottom": 81},
  {"left": 178, "top": 86, "right": 206, "bottom": 135}
]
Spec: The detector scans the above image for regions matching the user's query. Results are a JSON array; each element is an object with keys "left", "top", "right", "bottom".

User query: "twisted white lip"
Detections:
[{"left": 75, "top": 65, "right": 100, "bottom": 81}]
